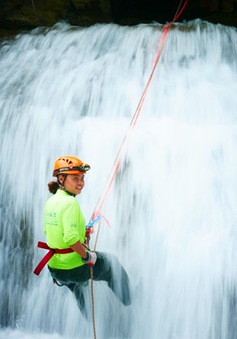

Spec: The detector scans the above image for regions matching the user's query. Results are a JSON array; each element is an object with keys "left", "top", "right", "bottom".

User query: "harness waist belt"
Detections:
[{"left": 33, "top": 241, "right": 73, "bottom": 276}]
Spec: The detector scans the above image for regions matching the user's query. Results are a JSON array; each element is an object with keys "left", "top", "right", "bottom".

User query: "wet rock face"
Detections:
[
  {"left": 0, "top": 0, "right": 237, "bottom": 38},
  {"left": 0, "top": 0, "right": 112, "bottom": 28}
]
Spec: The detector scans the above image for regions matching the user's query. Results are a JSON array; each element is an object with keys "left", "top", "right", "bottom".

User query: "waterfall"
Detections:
[{"left": 1, "top": 20, "right": 237, "bottom": 339}]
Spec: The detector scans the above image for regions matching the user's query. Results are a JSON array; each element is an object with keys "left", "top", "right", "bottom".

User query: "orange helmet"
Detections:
[{"left": 53, "top": 156, "right": 90, "bottom": 177}]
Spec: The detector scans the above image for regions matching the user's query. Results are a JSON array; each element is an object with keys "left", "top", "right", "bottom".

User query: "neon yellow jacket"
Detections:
[{"left": 44, "top": 189, "right": 86, "bottom": 269}]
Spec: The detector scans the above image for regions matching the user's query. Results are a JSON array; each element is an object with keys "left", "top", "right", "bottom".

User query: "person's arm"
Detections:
[
  {"left": 63, "top": 200, "right": 97, "bottom": 265},
  {"left": 70, "top": 240, "right": 87, "bottom": 259},
  {"left": 70, "top": 240, "right": 97, "bottom": 266},
  {"left": 70, "top": 240, "right": 97, "bottom": 265}
]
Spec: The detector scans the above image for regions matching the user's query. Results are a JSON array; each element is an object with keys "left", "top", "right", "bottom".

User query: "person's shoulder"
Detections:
[
  {"left": 65, "top": 194, "right": 77, "bottom": 204},
  {"left": 46, "top": 190, "right": 75, "bottom": 204},
  {"left": 58, "top": 191, "right": 78, "bottom": 205}
]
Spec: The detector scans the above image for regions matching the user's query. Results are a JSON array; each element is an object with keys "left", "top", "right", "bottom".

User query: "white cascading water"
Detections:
[{"left": 0, "top": 20, "right": 237, "bottom": 339}]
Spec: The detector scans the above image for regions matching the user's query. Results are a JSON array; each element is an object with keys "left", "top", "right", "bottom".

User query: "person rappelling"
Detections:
[{"left": 34, "top": 155, "right": 131, "bottom": 318}]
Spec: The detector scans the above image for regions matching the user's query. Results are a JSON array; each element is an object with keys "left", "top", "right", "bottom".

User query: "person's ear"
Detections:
[{"left": 58, "top": 175, "right": 64, "bottom": 185}]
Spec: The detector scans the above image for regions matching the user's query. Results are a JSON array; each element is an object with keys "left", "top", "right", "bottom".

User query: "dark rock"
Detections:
[{"left": 0, "top": 0, "right": 237, "bottom": 39}]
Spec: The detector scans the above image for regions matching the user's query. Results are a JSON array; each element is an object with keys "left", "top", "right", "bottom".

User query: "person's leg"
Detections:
[
  {"left": 66, "top": 282, "right": 90, "bottom": 319},
  {"left": 93, "top": 252, "right": 131, "bottom": 306},
  {"left": 48, "top": 266, "right": 90, "bottom": 318},
  {"left": 48, "top": 253, "right": 132, "bottom": 306},
  {"left": 48, "top": 264, "right": 90, "bottom": 284}
]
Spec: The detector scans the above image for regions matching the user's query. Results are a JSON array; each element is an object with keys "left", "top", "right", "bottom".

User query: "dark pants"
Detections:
[{"left": 48, "top": 252, "right": 131, "bottom": 317}]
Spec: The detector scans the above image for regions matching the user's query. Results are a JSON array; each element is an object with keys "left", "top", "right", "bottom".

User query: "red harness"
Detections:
[{"left": 33, "top": 241, "right": 73, "bottom": 275}]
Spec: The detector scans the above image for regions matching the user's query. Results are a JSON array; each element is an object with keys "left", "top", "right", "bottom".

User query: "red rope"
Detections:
[
  {"left": 90, "top": 0, "right": 189, "bottom": 224},
  {"left": 173, "top": 0, "right": 189, "bottom": 22}
]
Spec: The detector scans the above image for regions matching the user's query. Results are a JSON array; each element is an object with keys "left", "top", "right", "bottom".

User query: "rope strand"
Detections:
[
  {"left": 88, "top": 2, "right": 189, "bottom": 338},
  {"left": 90, "top": 267, "right": 97, "bottom": 339}
]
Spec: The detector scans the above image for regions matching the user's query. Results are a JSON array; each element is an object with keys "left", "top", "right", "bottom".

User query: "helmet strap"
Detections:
[
  {"left": 57, "top": 174, "right": 76, "bottom": 197},
  {"left": 57, "top": 174, "right": 67, "bottom": 189}
]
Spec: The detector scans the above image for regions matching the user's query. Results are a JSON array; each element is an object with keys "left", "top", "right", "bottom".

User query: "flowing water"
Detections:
[{"left": 0, "top": 19, "right": 237, "bottom": 339}]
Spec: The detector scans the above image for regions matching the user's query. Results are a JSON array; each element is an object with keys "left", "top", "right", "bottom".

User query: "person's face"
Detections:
[{"left": 61, "top": 173, "right": 85, "bottom": 195}]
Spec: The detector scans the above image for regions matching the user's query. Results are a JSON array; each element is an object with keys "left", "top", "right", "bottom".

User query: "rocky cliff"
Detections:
[{"left": 0, "top": 0, "right": 237, "bottom": 38}]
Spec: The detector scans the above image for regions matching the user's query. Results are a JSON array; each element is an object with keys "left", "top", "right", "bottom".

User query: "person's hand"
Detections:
[{"left": 82, "top": 251, "right": 97, "bottom": 266}]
